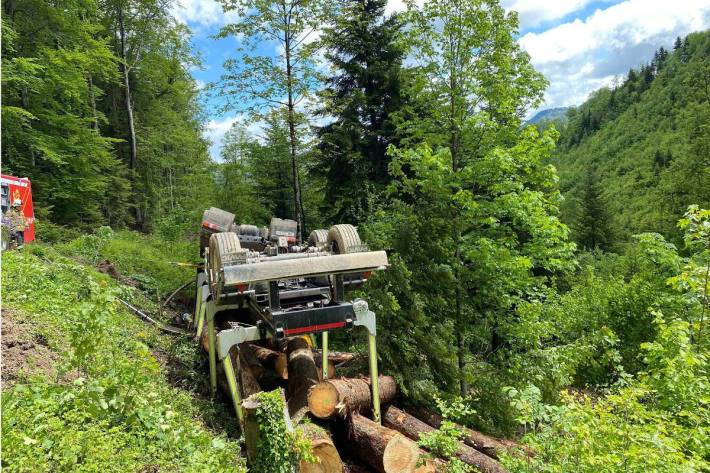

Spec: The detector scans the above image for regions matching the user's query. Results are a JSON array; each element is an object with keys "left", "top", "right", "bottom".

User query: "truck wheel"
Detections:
[
  {"left": 327, "top": 224, "right": 361, "bottom": 254},
  {"left": 308, "top": 229, "right": 328, "bottom": 247},
  {"left": 209, "top": 232, "right": 241, "bottom": 291}
]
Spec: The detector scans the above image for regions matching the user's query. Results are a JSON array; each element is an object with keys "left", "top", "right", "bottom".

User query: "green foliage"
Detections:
[
  {"left": 57, "top": 229, "right": 194, "bottom": 295},
  {"left": 250, "top": 390, "right": 314, "bottom": 473},
  {"left": 2, "top": 0, "right": 213, "bottom": 230},
  {"left": 417, "top": 396, "right": 474, "bottom": 473},
  {"left": 363, "top": 127, "right": 574, "bottom": 404},
  {"left": 1, "top": 250, "right": 246, "bottom": 473},
  {"left": 501, "top": 316, "right": 709, "bottom": 473}
]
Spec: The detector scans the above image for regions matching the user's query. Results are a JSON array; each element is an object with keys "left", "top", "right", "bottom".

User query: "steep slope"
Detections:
[{"left": 547, "top": 31, "right": 710, "bottom": 250}]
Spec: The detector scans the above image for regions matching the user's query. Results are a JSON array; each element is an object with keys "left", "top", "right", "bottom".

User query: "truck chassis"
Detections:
[{"left": 193, "top": 208, "right": 388, "bottom": 424}]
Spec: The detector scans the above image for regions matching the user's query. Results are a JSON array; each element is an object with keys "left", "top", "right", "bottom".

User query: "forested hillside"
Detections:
[{"left": 550, "top": 31, "right": 710, "bottom": 251}]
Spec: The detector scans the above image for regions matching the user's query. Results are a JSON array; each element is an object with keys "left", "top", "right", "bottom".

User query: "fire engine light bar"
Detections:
[{"left": 222, "top": 250, "right": 388, "bottom": 286}]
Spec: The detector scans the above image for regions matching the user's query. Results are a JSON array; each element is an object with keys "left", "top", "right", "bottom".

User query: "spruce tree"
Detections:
[
  {"left": 575, "top": 167, "right": 612, "bottom": 251},
  {"left": 315, "top": 0, "right": 405, "bottom": 222}
]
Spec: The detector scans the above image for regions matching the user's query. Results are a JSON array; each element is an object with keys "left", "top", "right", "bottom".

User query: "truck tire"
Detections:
[
  {"left": 308, "top": 229, "right": 328, "bottom": 247},
  {"left": 327, "top": 224, "right": 361, "bottom": 254},
  {"left": 209, "top": 232, "right": 241, "bottom": 295}
]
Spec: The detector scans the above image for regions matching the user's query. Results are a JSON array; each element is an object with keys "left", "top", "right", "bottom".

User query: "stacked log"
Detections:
[
  {"left": 408, "top": 406, "right": 531, "bottom": 459},
  {"left": 347, "top": 413, "right": 420, "bottom": 473},
  {"left": 308, "top": 376, "right": 398, "bottom": 419},
  {"left": 238, "top": 342, "right": 265, "bottom": 380},
  {"left": 251, "top": 345, "right": 289, "bottom": 379},
  {"left": 299, "top": 423, "right": 343, "bottom": 473},
  {"left": 285, "top": 337, "right": 321, "bottom": 420},
  {"left": 383, "top": 406, "right": 508, "bottom": 473},
  {"left": 202, "top": 327, "right": 524, "bottom": 473}
]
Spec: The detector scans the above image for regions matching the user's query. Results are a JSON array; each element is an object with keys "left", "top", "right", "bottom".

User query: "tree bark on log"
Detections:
[
  {"left": 239, "top": 342, "right": 264, "bottom": 380},
  {"left": 383, "top": 406, "right": 507, "bottom": 473},
  {"left": 313, "top": 350, "right": 357, "bottom": 364},
  {"left": 286, "top": 337, "right": 320, "bottom": 420},
  {"left": 308, "top": 376, "right": 398, "bottom": 419},
  {"left": 299, "top": 423, "right": 343, "bottom": 473},
  {"left": 408, "top": 406, "right": 530, "bottom": 459},
  {"left": 346, "top": 413, "right": 420, "bottom": 473},
  {"left": 251, "top": 345, "right": 288, "bottom": 378}
]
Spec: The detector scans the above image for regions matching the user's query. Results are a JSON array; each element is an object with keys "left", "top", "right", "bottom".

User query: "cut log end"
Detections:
[
  {"left": 382, "top": 434, "right": 420, "bottom": 473},
  {"left": 308, "top": 381, "right": 340, "bottom": 419},
  {"left": 300, "top": 439, "right": 343, "bottom": 473}
]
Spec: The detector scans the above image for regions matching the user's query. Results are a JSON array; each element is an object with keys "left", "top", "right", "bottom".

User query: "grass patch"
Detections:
[{"left": 1, "top": 248, "right": 246, "bottom": 473}]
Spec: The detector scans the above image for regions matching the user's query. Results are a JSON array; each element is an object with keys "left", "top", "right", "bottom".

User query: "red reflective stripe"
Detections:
[
  {"left": 283, "top": 322, "right": 346, "bottom": 335},
  {"left": 202, "top": 222, "right": 217, "bottom": 229}
]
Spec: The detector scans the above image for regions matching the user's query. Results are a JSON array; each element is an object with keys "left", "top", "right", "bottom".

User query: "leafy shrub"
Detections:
[
  {"left": 501, "top": 316, "right": 709, "bottom": 473},
  {"left": 416, "top": 396, "right": 475, "bottom": 473},
  {"left": 250, "top": 390, "right": 314, "bottom": 473},
  {"left": 34, "top": 221, "right": 82, "bottom": 244}
]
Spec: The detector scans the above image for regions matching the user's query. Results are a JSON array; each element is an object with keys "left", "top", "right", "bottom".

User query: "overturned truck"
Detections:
[{"left": 193, "top": 207, "right": 389, "bottom": 424}]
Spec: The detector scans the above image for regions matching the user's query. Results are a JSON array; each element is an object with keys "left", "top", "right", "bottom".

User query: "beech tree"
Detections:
[
  {"left": 363, "top": 0, "right": 573, "bottom": 397},
  {"left": 214, "top": 0, "right": 332, "bottom": 240}
]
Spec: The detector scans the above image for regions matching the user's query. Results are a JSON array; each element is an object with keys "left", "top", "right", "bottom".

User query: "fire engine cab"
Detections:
[{"left": 1, "top": 174, "right": 36, "bottom": 245}]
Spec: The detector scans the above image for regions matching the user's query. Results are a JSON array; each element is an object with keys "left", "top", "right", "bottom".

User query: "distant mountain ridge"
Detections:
[{"left": 524, "top": 107, "right": 569, "bottom": 126}]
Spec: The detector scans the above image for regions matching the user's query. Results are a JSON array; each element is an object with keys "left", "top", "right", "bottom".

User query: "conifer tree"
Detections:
[
  {"left": 575, "top": 167, "right": 612, "bottom": 251},
  {"left": 316, "top": 0, "right": 406, "bottom": 222}
]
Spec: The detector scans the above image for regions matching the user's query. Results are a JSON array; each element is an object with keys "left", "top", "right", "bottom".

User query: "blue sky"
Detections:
[{"left": 170, "top": 0, "right": 710, "bottom": 160}]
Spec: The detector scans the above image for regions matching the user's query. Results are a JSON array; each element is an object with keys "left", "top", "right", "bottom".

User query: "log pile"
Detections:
[{"left": 205, "top": 336, "right": 519, "bottom": 473}]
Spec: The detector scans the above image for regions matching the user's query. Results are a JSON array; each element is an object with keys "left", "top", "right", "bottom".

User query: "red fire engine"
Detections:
[{"left": 1, "top": 174, "right": 36, "bottom": 243}]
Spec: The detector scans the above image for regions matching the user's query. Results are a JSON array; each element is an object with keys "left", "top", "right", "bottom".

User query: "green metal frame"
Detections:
[
  {"left": 195, "top": 268, "right": 382, "bottom": 425},
  {"left": 352, "top": 300, "right": 380, "bottom": 424},
  {"left": 215, "top": 325, "right": 263, "bottom": 424}
]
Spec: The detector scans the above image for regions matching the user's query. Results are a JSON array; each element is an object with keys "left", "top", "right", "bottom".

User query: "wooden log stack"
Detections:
[{"left": 203, "top": 333, "right": 524, "bottom": 473}]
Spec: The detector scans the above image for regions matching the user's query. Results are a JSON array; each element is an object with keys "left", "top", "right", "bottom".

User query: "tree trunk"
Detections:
[
  {"left": 117, "top": 6, "right": 143, "bottom": 228},
  {"left": 87, "top": 75, "right": 98, "bottom": 130},
  {"left": 285, "top": 337, "right": 319, "bottom": 420},
  {"left": 308, "top": 376, "right": 398, "bottom": 419},
  {"left": 346, "top": 413, "right": 420, "bottom": 473},
  {"left": 284, "top": 33, "right": 304, "bottom": 242},
  {"left": 407, "top": 406, "right": 532, "bottom": 459},
  {"left": 382, "top": 406, "right": 507, "bottom": 473},
  {"left": 299, "top": 423, "right": 343, "bottom": 473},
  {"left": 239, "top": 342, "right": 264, "bottom": 380},
  {"left": 20, "top": 87, "right": 35, "bottom": 166}
]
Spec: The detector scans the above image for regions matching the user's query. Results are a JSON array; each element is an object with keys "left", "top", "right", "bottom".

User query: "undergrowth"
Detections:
[{"left": 1, "top": 247, "right": 246, "bottom": 473}]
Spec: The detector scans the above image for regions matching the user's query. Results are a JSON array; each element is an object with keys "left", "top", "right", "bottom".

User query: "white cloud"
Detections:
[
  {"left": 502, "top": 0, "right": 598, "bottom": 28},
  {"left": 171, "top": 0, "right": 240, "bottom": 29},
  {"left": 203, "top": 114, "right": 266, "bottom": 161},
  {"left": 519, "top": 0, "right": 710, "bottom": 110},
  {"left": 203, "top": 115, "right": 240, "bottom": 161}
]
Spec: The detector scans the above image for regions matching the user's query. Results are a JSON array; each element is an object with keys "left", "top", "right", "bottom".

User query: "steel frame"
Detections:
[{"left": 201, "top": 289, "right": 382, "bottom": 426}]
